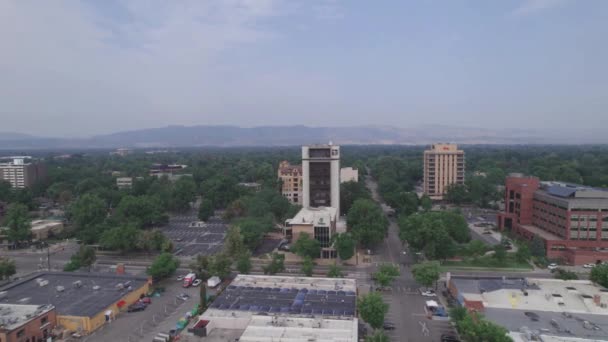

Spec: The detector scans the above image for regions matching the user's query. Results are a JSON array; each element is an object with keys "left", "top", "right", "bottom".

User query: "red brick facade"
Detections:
[{"left": 498, "top": 175, "right": 608, "bottom": 265}]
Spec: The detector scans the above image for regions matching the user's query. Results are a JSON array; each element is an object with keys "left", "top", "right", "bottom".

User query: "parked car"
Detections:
[
  {"left": 548, "top": 263, "right": 559, "bottom": 270},
  {"left": 140, "top": 297, "right": 152, "bottom": 305},
  {"left": 583, "top": 263, "right": 595, "bottom": 269},
  {"left": 192, "top": 279, "right": 202, "bottom": 287},
  {"left": 383, "top": 321, "right": 396, "bottom": 330},
  {"left": 127, "top": 303, "right": 147, "bottom": 312},
  {"left": 419, "top": 289, "right": 437, "bottom": 297},
  {"left": 482, "top": 229, "right": 492, "bottom": 234},
  {"left": 176, "top": 293, "right": 190, "bottom": 301},
  {"left": 176, "top": 275, "right": 185, "bottom": 281},
  {"left": 279, "top": 244, "right": 291, "bottom": 252},
  {"left": 441, "top": 334, "right": 460, "bottom": 342}
]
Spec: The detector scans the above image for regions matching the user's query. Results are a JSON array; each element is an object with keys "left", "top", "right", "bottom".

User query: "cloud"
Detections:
[{"left": 512, "top": 0, "right": 570, "bottom": 15}]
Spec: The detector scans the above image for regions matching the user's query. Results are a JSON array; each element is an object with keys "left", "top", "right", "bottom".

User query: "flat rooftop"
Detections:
[
  {"left": 239, "top": 315, "right": 357, "bottom": 342},
  {"left": 287, "top": 207, "right": 338, "bottom": 227},
  {"left": 0, "top": 303, "right": 54, "bottom": 332},
  {"left": 208, "top": 275, "right": 357, "bottom": 318},
  {"left": 0, "top": 272, "right": 148, "bottom": 317}
]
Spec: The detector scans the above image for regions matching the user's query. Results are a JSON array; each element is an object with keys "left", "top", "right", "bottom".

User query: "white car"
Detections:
[
  {"left": 419, "top": 289, "right": 437, "bottom": 297},
  {"left": 176, "top": 275, "right": 185, "bottom": 281},
  {"left": 192, "top": 279, "right": 202, "bottom": 287},
  {"left": 583, "top": 263, "right": 595, "bottom": 269},
  {"left": 547, "top": 263, "right": 559, "bottom": 270}
]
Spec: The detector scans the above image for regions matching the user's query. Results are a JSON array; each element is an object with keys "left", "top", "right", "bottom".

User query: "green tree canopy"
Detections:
[
  {"left": 170, "top": 177, "right": 197, "bottom": 212},
  {"left": 374, "top": 264, "right": 400, "bottom": 287},
  {"left": 327, "top": 263, "right": 343, "bottom": 278},
  {"left": 340, "top": 181, "right": 371, "bottom": 214},
  {"left": 365, "top": 331, "right": 389, "bottom": 342},
  {"left": 411, "top": 261, "right": 440, "bottom": 288},
  {"left": 115, "top": 195, "right": 168, "bottom": 228},
  {"left": 515, "top": 243, "right": 531, "bottom": 263},
  {"left": 224, "top": 226, "right": 246, "bottom": 258},
  {"left": 293, "top": 232, "right": 321, "bottom": 259},
  {"left": 493, "top": 244, "right": 507, "bottom": 265},
  {"left": 147, "top": 253, "right": 180, "bottom": 280},
  {"left": 64, "top": 245, "right": 97, "bottom": 272},
  {"left": 466, "top": 240, "right": 488, "bottom": 258},
  {"left": 420, "top": 195, "right": 432, "bottom": 211},
  {"left": 100, "top": 224, "right": 140, "bottom": 253},
  {"left": 0, "top": 257, "right": 16, "bottom": 280},
  {"left": 301, "top": 256, "right": 314, "bottom": 277},
  {"left": 530, "top": 235, "right": 546, "bottom": 258},
  {"left": 198, "top": 198, "right": 214, "bottom": 221},
  {"left": 590, "top": 263, "right": 608, "bottom": 288},
  {"left": 69, "top": 194, "right": 107, "bottom": 229},
  {"left": 334, "top": 233, "right": 355, "bottom": 260},
  {"left": 5, "top": 204, "right": 31, "bottom": 243},
  {"left": 347, "top": 199, "right": 388, "bottom": 248},
  {"left": 358, "top": 292, "right": 389, "bottom": 330},
  {"left": 236, "top": 251, "right": 252, "bottom": 274},
  {"left": 263, "top": 253, "right": 285, "bottom": 275}
]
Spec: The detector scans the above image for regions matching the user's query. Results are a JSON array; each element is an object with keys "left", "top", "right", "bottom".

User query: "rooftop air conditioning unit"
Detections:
[
  {"left": 73, "top": 280, "right": 82, "bottom": 288},
  {"left": 39, "top": 280, "right": 49, "bottom": 287},
  {"left": 93, "top": 285, "right": 101, "bottom": 291},
  {"left": 56, "top": 286, "right": 65, "bottom": 292}
]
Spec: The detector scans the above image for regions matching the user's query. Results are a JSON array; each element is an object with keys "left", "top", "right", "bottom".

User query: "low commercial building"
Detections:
[
  {"left": 0, "top": 272, "right": 150, "bottom": 335},
  {"left": 192, "top": 275, "right": 358, "bottom": 341},
  {"left": 448, "top": 275, "right": 608, "bottom": 341},
  {"left": 149, "top": 163, "right": 187, "bottom": 176},
  {"left": 30, "top": 220, "right": 64, "bottom": 240},
  {"left": 497, "top": 174, "right": 608, "bottom": 264},
  {"left": 0, "top": 304, "right": 56, "bottom": 342},
  {"left": 285, "top": 207, "right": 348, "bottom": 259},
  {"left": 340, "top": 167, "right": 358, "bottom": 183},
  {"left": 278, "top": 161, "right": 303, "bottom": 205}
]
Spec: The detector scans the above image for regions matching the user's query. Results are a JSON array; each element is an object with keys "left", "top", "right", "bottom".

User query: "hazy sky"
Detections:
[{"left": 1, "top": 0, "right": 607, "bottom": 137}]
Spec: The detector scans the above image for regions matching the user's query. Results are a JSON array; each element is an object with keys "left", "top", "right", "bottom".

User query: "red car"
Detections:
[{"left": 139, "top": 297, "right": 152, "bottom": 305}]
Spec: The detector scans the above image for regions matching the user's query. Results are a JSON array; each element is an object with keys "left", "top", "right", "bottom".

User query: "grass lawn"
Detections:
[{"left": 442, "top": 255, "right": 533, "bottom": 270}]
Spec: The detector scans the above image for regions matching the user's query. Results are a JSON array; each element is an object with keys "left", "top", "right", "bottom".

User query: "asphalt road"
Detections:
[{"left": 366, "top": 176, "right": 457, "bottom": 342}]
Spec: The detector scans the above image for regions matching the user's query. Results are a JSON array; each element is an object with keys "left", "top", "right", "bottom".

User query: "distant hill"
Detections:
[{"left": 0, "top": 125, "right": 602, "bottom": 150}]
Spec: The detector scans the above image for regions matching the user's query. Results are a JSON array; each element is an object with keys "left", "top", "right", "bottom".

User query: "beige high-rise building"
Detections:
[
  {"left": 0, "top": 157, "right": 47, "bottom": 189},
  {"left": 423, "top": 144, "right": 465, "bottom": 200},
  {"left": 278, "top": 161, "right": 303, "bottom": 205}
]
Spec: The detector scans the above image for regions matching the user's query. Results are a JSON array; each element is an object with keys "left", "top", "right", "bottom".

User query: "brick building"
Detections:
[
  {"left": 0, "top": 304, "right": 57, "bottom": 342},
  {"left": 497, "top": 174, "right": 608, "bottom": 265},
  {"left": 278, "top": 161, "right": 303, "bottom": 205}
]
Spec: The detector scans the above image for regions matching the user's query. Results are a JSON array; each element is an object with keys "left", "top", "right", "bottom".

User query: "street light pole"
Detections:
[{"left": 47, "top": 244, "right": 51, "bottom": 271}]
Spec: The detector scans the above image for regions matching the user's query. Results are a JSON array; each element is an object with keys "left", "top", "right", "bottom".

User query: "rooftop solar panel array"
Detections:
[{"left": 210, "top": 286, "right": 356, "bottom": 317}]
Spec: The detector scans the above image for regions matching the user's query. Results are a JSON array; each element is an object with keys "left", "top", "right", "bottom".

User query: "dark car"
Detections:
[
  {"left": 383, "top": 322, "right": 396, "bottom": 330},
  {"left": 140, "top": 297, "right": 152, "bottom": 305},
  {"left": 524, "top": 311, "right": 540, "bottom": 321},
  {"left": 127, "top": 303, "right": 147, "bottom": 312},
  {"left": 441, "top": 334, "right": 460, "bottom": 342}
]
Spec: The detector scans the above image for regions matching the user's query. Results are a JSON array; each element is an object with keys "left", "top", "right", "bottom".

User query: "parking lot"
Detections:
[{"left": 161, "top": 212, "right": 228, "bottom": 257}]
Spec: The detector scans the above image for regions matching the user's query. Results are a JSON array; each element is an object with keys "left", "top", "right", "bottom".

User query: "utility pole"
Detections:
[{"left": 47, "top": 244, "right": 51, "bottom": 271}]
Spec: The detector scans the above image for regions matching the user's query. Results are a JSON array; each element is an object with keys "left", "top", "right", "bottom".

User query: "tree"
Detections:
[
  {"left": 69, "top": 194, "right": 107, "bottom": 228},
  {"left": 0, "top": 257, "right": 16, "bottom": 280},
  {"left": 263, "top": 253, "right": 285, "bottom": 275},
  {"left": 530, "top": 235, "right": 546, "bottom": 258},
  {"left": 301, "top": 256, "right": 314, "bottom": 276},
  {"left": 358, "top": 292, "right": 389, "bottom": 330},
  {"left": 445, "top": 184, "right": 468, "bottom": 205},
  {"left": 327, "top": 263, "right": 343, "bottom": 278},
  {"left": 397, "top": 192, "right": 419, "bottom": 217},
  {"left": 335, "top": 233, "right": 355, "bottom": 261},
  {"left": 136, "top": 229, "right": 168, "bottom": 253},
  {"left": 454, "top": 311, "right": 511, "bottom": 342},
  {"left": 466, "top": 240, "right": 488, "bottom": 259},
  {"left": 100, "top": 224, "right": 140, "bottom": 253},
  {"left": 347, "top": 199, "right": 388, "bottom": 248},
  {"left": 64, "top": 245, "right": 96, "bottom": 272},
  {"left": 190, "top": 255, "right": 211, "bottom": 281},
  {"left": 224, "top": 226, "right": 246, "bottom": 258},
  {"left": 170, "top": 177, "right": 197, "bottom": 212},
  {"left": 420, "top": 195, "right": 432, "bottom": 211},
  {"left": 0, "top": 180, "right": 12, "bottom": 202},
  {"left": 236, "top": 251, "right": 252, "bottom": 274},
  {"left": 493, "top": 244, "right": 507, "bottom": 265},
  {"left": 209, "top": 253, "right": 233, "bottom": 279},
  {"left": 365, "top": 331, "right": 389, "bottom": 342},
  {"left": 5, "top": 204, "right": 31, "bottom": 243},
  {"left": 411, "top": 261, "right": 440, "bottom": 288},
  {"left": 515, "top": 243, "right": 531, "bottom": 263},
  {"left": 114, "top": 195, "right": 168, "bottom": 228},
  {"left": 590, "top": 263, "right": 608, "bottom": 288},
  {"left": 293, "top": 233, "right": 321, "bottom": 259},
  {"left": 147, "top": 253, "right": 180, "bottom": 280},
  {"left": 554, "top": 269, "right": 578, "bottom": 281},
  {"left": 198, "top": 199, "right": 214, "bottom": 221},
  {"left": 235, "top": 217, "right": 273, "bottom": 251},
  {"left": 398, "top": 213, "right": 456, "bottom": 260},
  {"left": 373, "top": 264, "right": 400, "bottom": 287},
  {"left": 341, "top": 181, "right": 371, "bottom": 214}
]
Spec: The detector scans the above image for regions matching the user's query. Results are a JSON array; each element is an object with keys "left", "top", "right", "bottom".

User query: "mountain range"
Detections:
[{"left": 0, "top": 125, "right": 603, "bottom": 150}]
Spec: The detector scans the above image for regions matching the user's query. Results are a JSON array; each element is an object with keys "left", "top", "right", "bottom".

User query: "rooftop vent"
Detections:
[
  {"left": 93, "top": 285, "right": 101, "bottom": 291},
  {"left": 73, "top": 280, "right": 82, "bottom": 288},
  {"left": 56, "top": 286, "right": 65, "bottom": 292},
  {"left": 39, "top": 280, "right": 49, "bottom": 287}
]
